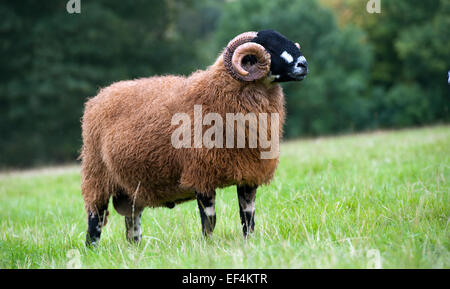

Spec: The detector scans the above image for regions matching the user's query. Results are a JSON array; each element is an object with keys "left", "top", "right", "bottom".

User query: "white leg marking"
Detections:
[
  {"left": 204, "top": 206, "right": 215, "bottom": 216},
  {"left": 243, "top": 201, "right": 255, "bottom": 213},
  {"left": 133, "top": 225, "right": 141, "bottom": 239}
]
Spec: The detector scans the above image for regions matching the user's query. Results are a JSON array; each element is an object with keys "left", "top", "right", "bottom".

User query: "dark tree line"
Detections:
[{"left": 0, "top": 0, "right": 448, "bottom": 167}]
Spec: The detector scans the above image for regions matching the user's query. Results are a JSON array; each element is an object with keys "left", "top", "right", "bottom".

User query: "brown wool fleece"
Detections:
[{"left": 80, "top": 53, "right": 285, "bottom": 213}]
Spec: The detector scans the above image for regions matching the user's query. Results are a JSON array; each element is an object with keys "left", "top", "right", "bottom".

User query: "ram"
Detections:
[{"left": 80, "top": 30, "right": 308, "bottom": 246}]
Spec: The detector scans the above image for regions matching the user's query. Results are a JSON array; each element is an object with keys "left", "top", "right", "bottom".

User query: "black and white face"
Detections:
[{"left": 251, "top": 30, "right": 308, "bottom": 82}]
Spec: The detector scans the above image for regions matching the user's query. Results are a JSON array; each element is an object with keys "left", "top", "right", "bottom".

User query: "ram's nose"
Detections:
[
  {"left": 296, "top": 56, "right": 308, "bottom": 71},
  {"left": 293, "top": 56, "right": 308, "bottom": 79}
]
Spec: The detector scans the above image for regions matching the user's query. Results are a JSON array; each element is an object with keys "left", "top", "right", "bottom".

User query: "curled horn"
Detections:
[{"left": 223, "top": 32, "right": 271, "bottom": 81}]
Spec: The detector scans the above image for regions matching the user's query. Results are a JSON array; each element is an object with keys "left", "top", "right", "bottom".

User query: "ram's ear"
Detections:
[
  {"left": 295, "top": 42, "right": 301, "bottom": 50},
  {"left": 223, "top": 32, "right": 271, "bottom": 81}
]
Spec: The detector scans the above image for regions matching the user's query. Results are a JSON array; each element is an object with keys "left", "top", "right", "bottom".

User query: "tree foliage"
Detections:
[{"left": 0, "top": 0, "right": 216, "bottom": 167}]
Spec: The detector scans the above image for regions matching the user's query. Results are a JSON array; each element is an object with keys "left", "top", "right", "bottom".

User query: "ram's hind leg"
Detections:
[
  {"left": 86, "top": 203, "right": 109, "bottom": 247},
  {"left": 195, "top": 191, "right": 216, "bottom": 237},
  {"left": 81, "top": 155, "right": 113, "bottom": 247},
  {"left": 113, "top": 189, "right": 143, "bottom": 244},
  {"left": 82, "top": 176, "right": 111, "bottom": 247},
  {"left": 237, "top": 185, "right": 257, "bottom": 237},
  {"left": 125, "top": 212, "right": 143, "bottom": 243}
]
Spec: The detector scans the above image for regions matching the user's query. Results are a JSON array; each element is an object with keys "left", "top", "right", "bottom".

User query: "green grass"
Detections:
[{"left": 0, "top": 125, "right": 449, "bottom": 268}]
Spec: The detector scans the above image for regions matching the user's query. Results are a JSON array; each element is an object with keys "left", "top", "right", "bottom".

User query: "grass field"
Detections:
[{"left": 0, "top": 126, "right": 449, "bottom": 268}]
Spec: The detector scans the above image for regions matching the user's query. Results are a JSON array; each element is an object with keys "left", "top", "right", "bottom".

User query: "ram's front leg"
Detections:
[
  {"left": 195, "top": 191, "right": 216, "bottom": 237},
  {"left": 237, "top": 185, "right": 257, "bottom": 237}
]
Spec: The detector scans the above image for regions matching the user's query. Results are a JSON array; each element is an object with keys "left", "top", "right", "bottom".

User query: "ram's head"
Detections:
[{"left": 224, "top": 30, "right": 308, "bottom": 82}]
